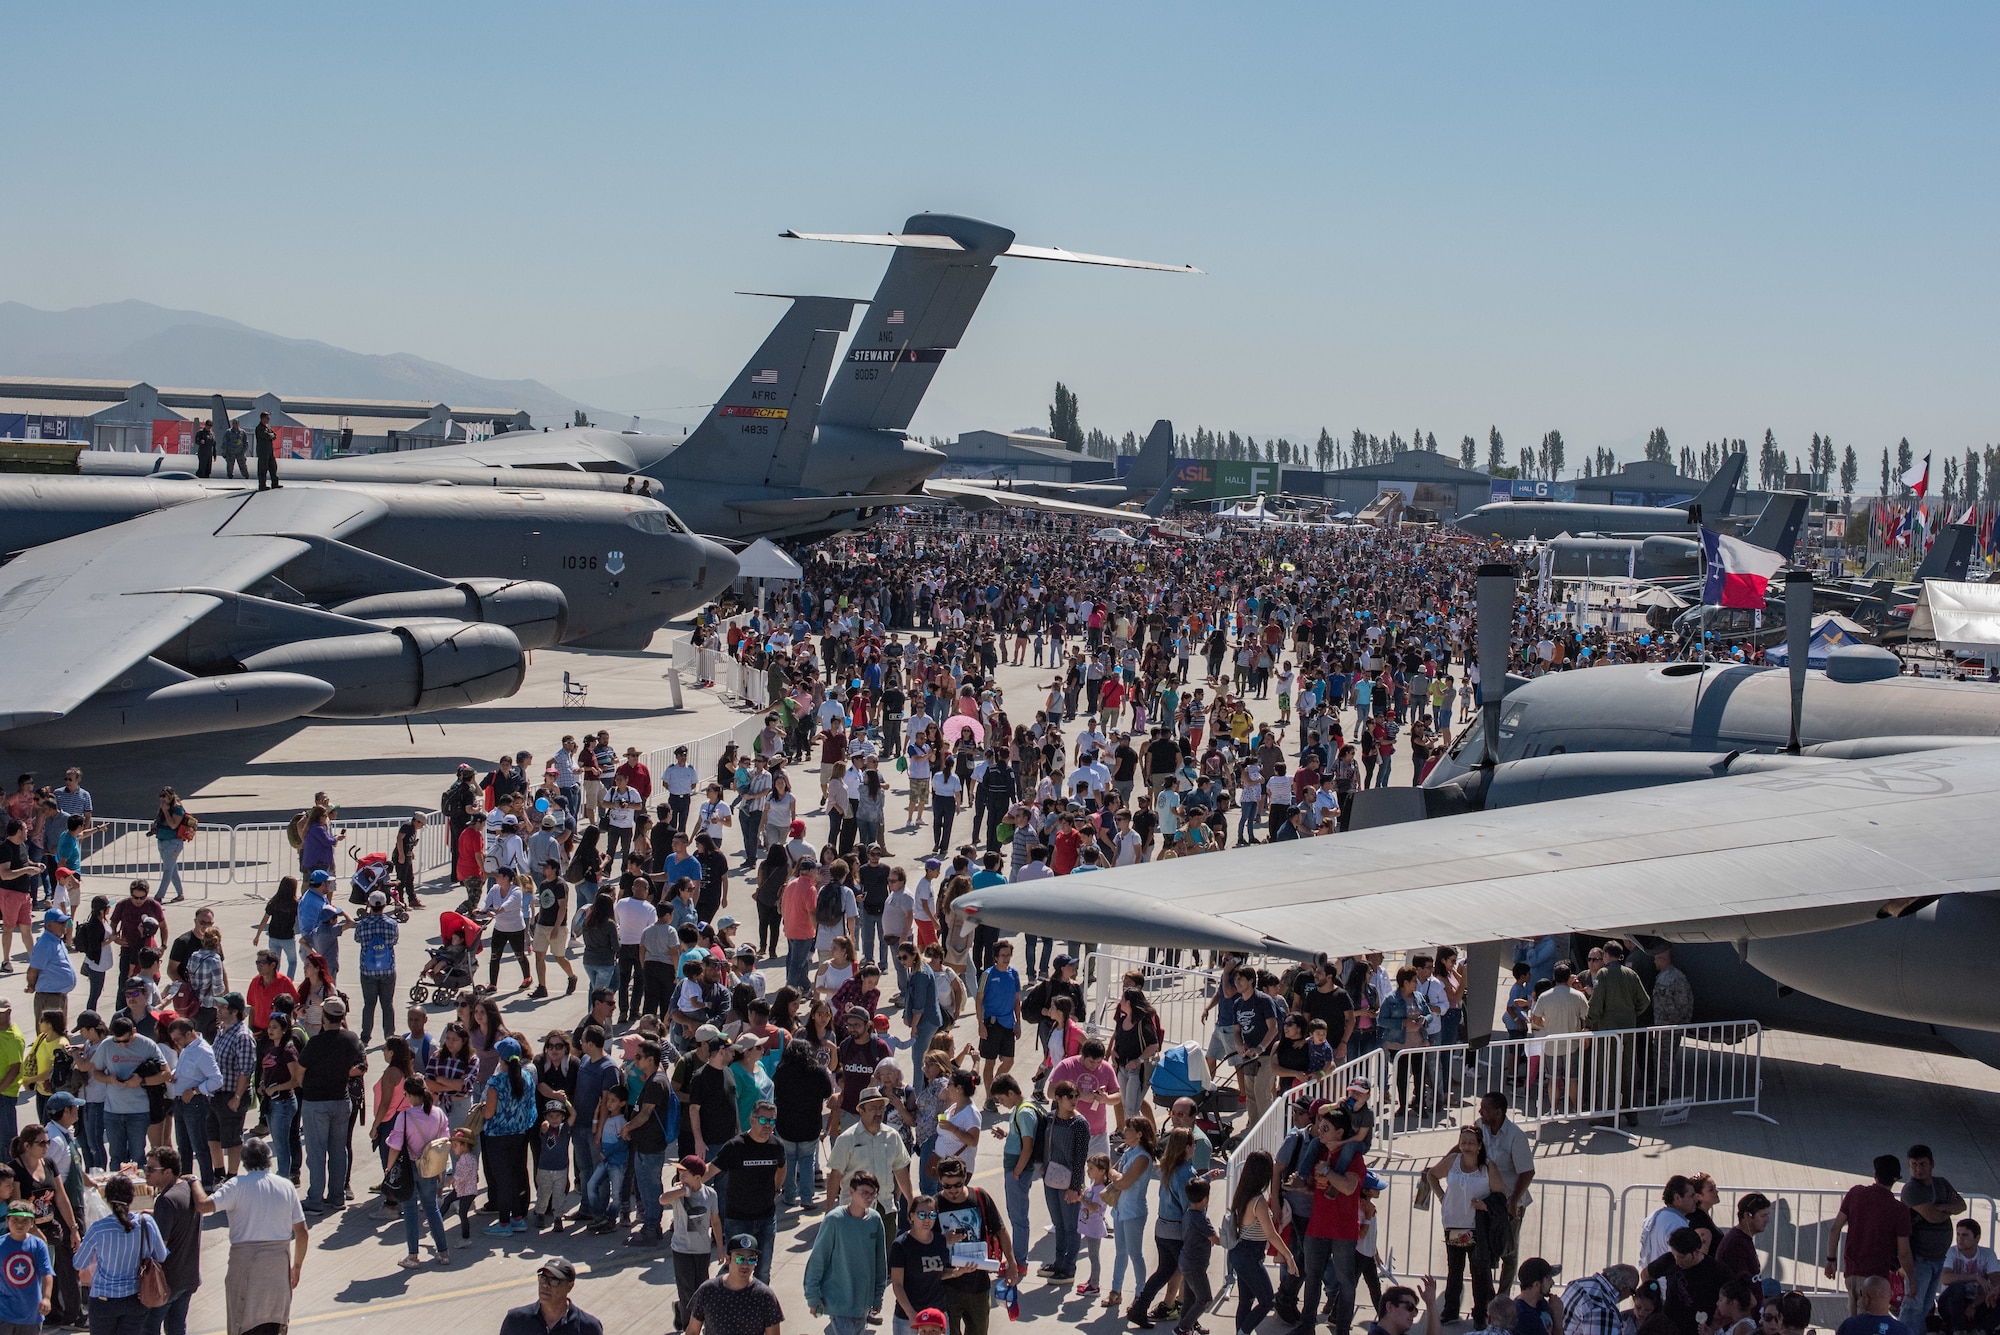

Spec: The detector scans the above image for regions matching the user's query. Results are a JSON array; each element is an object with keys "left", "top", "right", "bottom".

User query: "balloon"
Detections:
[{"left": 534, "top": 798, "right": 549, "bottom": 812}]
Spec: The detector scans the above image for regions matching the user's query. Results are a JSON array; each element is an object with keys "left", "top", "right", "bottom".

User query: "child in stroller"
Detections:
[
  {"left": 410, "top": 909, "right": 491, "bottom": 1005},
  {"left": 1151, "top": 1041, "right": 1243, "bottom": 1152},
  {"left": 348, "top": 850, "right": 413, "bottom": 922}
]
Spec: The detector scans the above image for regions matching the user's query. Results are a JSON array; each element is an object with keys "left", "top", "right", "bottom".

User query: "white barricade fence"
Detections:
[
  {"left": 78, "top": 817, "right": 233, "bottom": 887},
  {"left": 1224, "top": 1051, "right": 1386, "bottom": 1198},
  {"left": 1376, "top": 1169, "right": 1618, "bottom": 1289},
  {"left": 1083, "top": 950, "right": 1223, "bottom": 1050},
  {"left": 1380, "top": 1020, "right": 1768, "bottom": 1152},
  {"left": 1618, "top": 1184, "right": 2000, "bottom": 1296}
]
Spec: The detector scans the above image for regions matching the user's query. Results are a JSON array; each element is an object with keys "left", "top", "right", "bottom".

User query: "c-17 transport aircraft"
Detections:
[
  {"left": 80, "top": 214, "right": 1198, "bottom": 542},
  {"left": 0, "top": 477, "right": 736, "bottom": 746},
  {"left": 1453, "top": 451, "right": 1746, "bottom": 543},
  {"left": 961, "top": 563, "right": 2000, "bottom": 1069}
]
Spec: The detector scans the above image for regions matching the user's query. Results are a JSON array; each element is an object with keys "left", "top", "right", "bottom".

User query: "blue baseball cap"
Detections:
[
  {"left": 307, "top": 870, "right": 331, "bottom": 885},
  {"left": 494, "top": 1037, "right": 524, "bottom": 1060}
]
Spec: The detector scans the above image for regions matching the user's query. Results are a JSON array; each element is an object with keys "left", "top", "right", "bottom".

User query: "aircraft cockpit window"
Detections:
[
  {"left": 1496, "top": 703, "right": 1525, "bottom": 744},
  {"left": 627, "top": 509, "right": 687, "bottom": 536}
]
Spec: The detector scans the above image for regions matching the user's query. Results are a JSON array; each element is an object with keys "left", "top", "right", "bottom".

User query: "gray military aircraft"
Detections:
[
  {"left": 927, "top": 419, "right": 1181, "bottom": 514},
  {"left": 1543, "top": 489, "right": 1809, "bottom": 582},
  {"left": 961, "top": 563, "right": 2000, "bottom": 1067},
  {"left": 80, "top": 215, "right": 1197, "bottom": 542},
  {"left": 1454, "top": 452, "right": 1745, "bottom": 543},
  {"left": 0, "top": 477, "right": 735, "bottom": 745}
]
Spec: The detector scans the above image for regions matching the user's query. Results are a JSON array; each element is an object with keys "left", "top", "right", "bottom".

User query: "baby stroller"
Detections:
[
  {"left": 348, "top": 850, "right": 412, "bottom": 922},
  {"left": 1152, "top": 1041, "right": 1243, "bottom": 1152},
  {"left": 409, "top": 909, "right": 489, "bottom": 1004}
]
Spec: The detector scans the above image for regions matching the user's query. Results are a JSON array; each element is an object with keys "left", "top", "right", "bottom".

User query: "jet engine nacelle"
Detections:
[
  {"left": 1742, "top": 894, "right": 2000, "bottom": 1033},
  {"left": 1637, "top": 534, "right": 1699, "bottom": 575},
  {"left": 329, "top": 579, "right": 568, "bottom": 649},
  {"left": 0, "top": 660, "right": 337, "bottom": 747},
  {"left": 239, "top": 622, "right": 525, "bottom": 717}
]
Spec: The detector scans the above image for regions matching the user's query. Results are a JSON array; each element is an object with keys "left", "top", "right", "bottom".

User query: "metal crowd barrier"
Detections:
[
  {"left": 75, "top": 811, "right": 456, "bottom": 893},
  {"left": 1223, "top": 1051, "right": 1387, "bottom": 1197},
  {"left": 1375, "top": 1168, "right": 1619, "bottom": 1287},
  {"left": 1083, "top": 950, "right": 1226, "bottom": 1050}
]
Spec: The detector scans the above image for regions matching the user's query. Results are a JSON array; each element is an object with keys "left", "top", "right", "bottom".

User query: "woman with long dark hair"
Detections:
[
  {"left": 75, "top": 897, "right": 115, "bottom": 1012},
  {"left": 1111, "top": 987, "right": 1164, "bottom": 1120},
  {"left": 753, "top": 844, "right": 789, "bottom": 959},
  {"left": 770, "top": 1033, "right": 834, "bottom": 1210},
  {"left": 424, "top": 1021, "right": 475, "bottom": 1131},
  {"left": 252, "top": 876, "right": 300, "bottom": 978},
  {"left": 578, "top": 891, "right": 619, "bottom": 997},
  {"left": 1224, "top": 1149, "right": 1296, "bottom": 1334},
  {"left": 478, "top": 1037, "right": 536, "bottom": 1233},
  {"left": 12, "top": 1122, "right": 81, "bottom": 1326},
  {"left": 150, "top": 787, "right": 189, "bottom": 904}
]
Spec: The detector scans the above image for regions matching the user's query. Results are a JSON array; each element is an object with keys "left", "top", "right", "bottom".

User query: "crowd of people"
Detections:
[{"left": 0, "top": 512, "right": 1988, "bottom": 1335}]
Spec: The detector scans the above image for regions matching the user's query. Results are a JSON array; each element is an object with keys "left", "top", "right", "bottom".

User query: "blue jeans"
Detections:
[
  {"left": 104, "top": 1110, "right": 150, "bottom": 1171},
  {"left": 1902, "top": 1256, "right": 1945, "bottom": 1331},
  {"left": 634, "top": 1150, "right": 666, "bottom": 1233},
  {"left": 173, "top": 1093, "right": 215, "bottom": 1188},
  {"left": 858, "top": 912, "right": 884, "bottom": 965},
  {"left": 570, "top": 1124, "right": 601, "bottom": 1216},
  {"left": 267, "top": 936, "right": 299, "bottom": 976},
  {"left": 91, "top": 1293, "right": 148, "bottom": 1335},
  {"left": 156, "top": 839, "right": 185, "bottom": 899},
  {"left": 1024, "top": 936, "right": 1053, "bottom": 978},
  {"left": 1113, "top": 1214, "right": 1149, "bottom": 1293},
  {"left": 781, "top": 1136, "right": 819, "bottom": 1208},
  {"left": 1289, "top": 1234, "right": 1357, "bottom": 1335},
  {"left": 786, "top": 939, "right": 814, "bottom": 991},
  {"left": 725, "top": 1213, "right": 776, "bottom": 1284},
  {"left": 142, "top": 1285, "right": 194, "bottom": 1335},
  {"left": 1374, "top": 757, "right": 1393, "bottom": 788},
  {"left": 301, "top": 1098, "right": 351, "bottom": 1209},
  {"left": 585, "top": 961, "right": 618, "bottom": 997},
  {"left": 1045, "top": 1182, "right": 1081, "bottom": 1275},
  {"left": 359, "top": 971, "right": 396, "bottom": 1044},
  {"left": 910, "top": 1019, "right": 939, "bottom": 1083},
  {"left": 80, "top": 1103, "right": 107, "bottom": 1170},
  {"left": 1003, "top": 1168, "right": 1036, "bottom": 1267},
  {"left": 1232, "top": 1236, "right": 1277, "bottom": 1333},
  {"left": 267, "top": 1097, "right": 298, "bottom": 1178},
  {"left": 586, "top": 1156, "right": 626, "bottom": 1220},
  {"left": 402, "top": 1171, "right": 449, "bottom": 1253}
]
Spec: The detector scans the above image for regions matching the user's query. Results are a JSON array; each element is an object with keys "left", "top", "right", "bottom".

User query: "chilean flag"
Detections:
[{"left": 1701, "top": 527, "right": 1786, "bottom": 609}]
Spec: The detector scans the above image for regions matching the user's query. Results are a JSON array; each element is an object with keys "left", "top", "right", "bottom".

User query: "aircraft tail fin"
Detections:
[
  {"left": 1142, "top": 476, "right": 1178, "bottom": 518},
  {"left": 1125, "top": 419, "right": 1176, "bottom": 492},
  {"left": 1686, "top": 452, "right": 1745, "bottom": 526},
  {"left": 1913, "top": 523, "right": 1976, "bottom": 582},
  {"left": 648, "top": 296, "right": 860, "bottom": 486},
  {"left": 210, "top": 394, "right": 230, "bottom": 439},
  {"left": 792, "top": 215, "right": 1198, "bottom": 435},
  {"left": 1744, "top": 490, "right": 1809, "bottom": 557}
]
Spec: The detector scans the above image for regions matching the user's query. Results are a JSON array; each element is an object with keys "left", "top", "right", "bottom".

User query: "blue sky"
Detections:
[{"left": 5, "top": 4, "right": 1996, "bottom": 463}]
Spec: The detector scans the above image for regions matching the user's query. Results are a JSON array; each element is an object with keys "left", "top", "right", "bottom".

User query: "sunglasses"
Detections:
[
  {"left": 915, "top": 1210, "right": 938, "bottom": 1220},
  {"left": 1391, "top": 1300, "right": 1418, "bottom": 1312},
  {"left": 754, "top": 1116, "right": 776, "bottom": 1126},
  {"left": 537, "top": 1275, "right": 571, "bottom": 1287},
  {"left": 729, "top": 1253, "right": 757, "bottom": 1266}
]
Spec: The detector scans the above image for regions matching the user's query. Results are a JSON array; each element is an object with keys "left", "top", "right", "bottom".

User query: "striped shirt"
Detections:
[
  {"left": 74, "top": 1212, "right": 167, "bottom": 1298},
  {"left": 185, "top": 950, "right": 225, "bottom": 1005}
]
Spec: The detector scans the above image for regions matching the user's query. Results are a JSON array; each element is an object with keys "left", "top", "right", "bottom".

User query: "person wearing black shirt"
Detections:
[
  {"left": 532, "top": 863, "right": 576, "bottom": 1000},
  {"left": 704, "top": 1105, "right": 786, "bottom": 1282},
  {"left": 1144, "top": 731, "right": 1182, "bottom": 789},
  {"left": 685, "top": 1040, "right": 741, "bottom": 1160},
  {"left": 695, "top": 836, "right": 730, "bottom": 924},
  {"left": 1230, "top": 969, "right": 1283, "bottom": 1125},
  {"left": 890, "top": 1199, "right": 969, "bottom": 1330},
  {"left": 1273, "top": 1013, "right": 1315, "bottom": 1093},
  {"left": 1646, "top": 1228, "right": 1727, "bottom": 1335},
  {"left": 771, "top": 1043, "right": 835, "bottom": 1210},
  {"left": 626, "top": 1044, "right": 676, "bottom": 1246},
  {"left": 1293, "top": 960, "right": 1356, "bottom": 1060},
  {"left": 297, "top": 999, "right": 366, "bottom": 1213}
]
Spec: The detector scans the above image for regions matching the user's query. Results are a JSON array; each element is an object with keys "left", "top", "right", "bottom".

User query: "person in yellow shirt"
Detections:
[{"left": 0, "top": 1000, "right": 25, "bottom": 1145}]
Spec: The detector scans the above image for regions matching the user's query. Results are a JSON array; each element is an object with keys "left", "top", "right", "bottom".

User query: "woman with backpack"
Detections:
[
  {"left": 74, "top": 897, "right": 115, "bottom": 1012},
  {"left": 1111, "top": 989, "right": 1164, "bottom": 1122},
  {"left": 150, "top": 787, "right": 191, "bottom": 905}
]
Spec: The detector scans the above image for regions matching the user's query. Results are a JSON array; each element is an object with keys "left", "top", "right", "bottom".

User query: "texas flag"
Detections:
[
  {"left": 1902, "top": 453, "right": 1932, "bottom": 499},
  {"left": 1701, "top": 527, "right": 1786, "bottom": 609}
]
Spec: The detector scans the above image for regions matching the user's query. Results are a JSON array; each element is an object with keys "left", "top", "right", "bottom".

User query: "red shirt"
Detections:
[
  {"left": 1839, "top": 1182, "right": 1911, "bottom": 1277},
  {"left": 1306, "top": 1149, "right": 1365, "bottom": 1240},
  {"left": 1052, "top": 828, "right": 1082, "bottom": 876},
  {"left": 616, "top": 761, "right": 653, "bottom": 802}
]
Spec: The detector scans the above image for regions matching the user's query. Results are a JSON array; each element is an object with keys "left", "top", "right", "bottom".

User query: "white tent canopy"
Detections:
[
  {"left": 1909, "top": 579, "right": 2000, "bottom": 652},
  {"left": 734, "top": 538, "right": 803, "bottom": 581}
]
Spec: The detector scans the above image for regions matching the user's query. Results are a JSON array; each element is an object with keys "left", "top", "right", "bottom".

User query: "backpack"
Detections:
[
  {"left": 50, "top": 1045, "right": 88, "bottom": 1096},
  {"left": 285, "top": 810, "right": 309, "bottom": 851},
  {"left": 1018, "top": 1100, "right": 1051, "bottom": 1170},
  {"left": 941, "top": 969, "right": 967, "bottom": 1026},
  {"left": 814, "top": 881, "right": 846, "bottom": 926}
]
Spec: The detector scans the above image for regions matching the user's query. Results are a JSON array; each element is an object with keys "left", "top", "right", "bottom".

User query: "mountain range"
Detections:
[{"left": 0, "top": 300, "right": 692, "bottom": 431}]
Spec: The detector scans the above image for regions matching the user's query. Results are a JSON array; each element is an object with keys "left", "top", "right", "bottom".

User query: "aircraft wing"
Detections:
[
  {"left": 723, "top": 494, "right": 938, "bottom": 519},
  {"left": 959, "top": 744, "right": 2000, "bottom": 956},
  {"left": 924, "top": 479, "right": 1148, "bottom": 522},
  {"left": 0, "top": 487, "right": 386, "bottom": 731}
]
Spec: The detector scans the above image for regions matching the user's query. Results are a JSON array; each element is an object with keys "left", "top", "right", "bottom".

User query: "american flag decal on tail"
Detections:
[
  {"left": 750, "top": 369, "right": 778, "bottom": 384},
  {"left": 886, "top": 309, "right": 905, "bottom": 325}
]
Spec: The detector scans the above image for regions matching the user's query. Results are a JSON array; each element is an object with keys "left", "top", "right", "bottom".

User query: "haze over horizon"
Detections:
[{"left": 6, "top": 4, "right": 1995, "bottom": 461}]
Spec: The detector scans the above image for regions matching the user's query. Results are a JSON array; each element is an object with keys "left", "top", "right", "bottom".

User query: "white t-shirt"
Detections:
[
  {"left": 605, "top": 788, "right": 640, "bottom": 829},
  {"left": 669, "top": 1183, "right": 718, "bottom": 1255},
  {"left": 1946, "top": 1244, "right": 2000, "bottom": 1277},
  {"left": 913, "top": 877, "right": 937, "bottom": 925},
  {"left": 935, "top": 1102, "right": 981, "bottom": 1174}
]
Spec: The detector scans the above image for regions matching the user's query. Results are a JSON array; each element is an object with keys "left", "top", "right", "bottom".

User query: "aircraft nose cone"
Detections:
[{"left": 698, "top": 538, "right": 740, "bottom": 594}]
